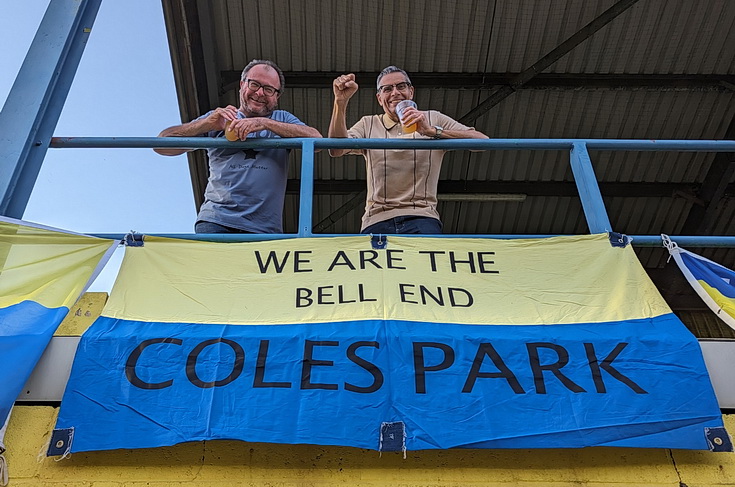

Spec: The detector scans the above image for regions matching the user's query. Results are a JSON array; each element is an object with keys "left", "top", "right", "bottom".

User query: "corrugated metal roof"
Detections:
[{"left": 204, "top": 0, "right": 735, "bottom": 75}]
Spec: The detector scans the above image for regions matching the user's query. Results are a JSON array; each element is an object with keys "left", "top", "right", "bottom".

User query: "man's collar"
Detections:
[{"left": 381, "top": 113, "right": 399, "bottom": 130}]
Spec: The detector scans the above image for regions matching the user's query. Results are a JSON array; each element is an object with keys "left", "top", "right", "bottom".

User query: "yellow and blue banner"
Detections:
[
  {"left": 0, "top": 217, "right": 117, "bottom": 433},
  {"left": 664, "top": 235, "right": 735, "bottom": 331},
  {"left": 52, "top": 234, "right": 729, "bottom": 453}
]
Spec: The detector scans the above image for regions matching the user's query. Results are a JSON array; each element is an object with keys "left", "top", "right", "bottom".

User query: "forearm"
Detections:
[
  {"left": 262, "top": 119, "right": 322, "bottom": 138},
  {"left": 434, "top": 128, "right": 488, "bottom": 153},
  {"left": 428, "top": 127, "right": 489, "bottom": 140},
  {"left": 328, "top": 100, "right": 351, "bottom": 157},
  {"left": 154, "top": 119, "right": 212, "bottom": 156}
]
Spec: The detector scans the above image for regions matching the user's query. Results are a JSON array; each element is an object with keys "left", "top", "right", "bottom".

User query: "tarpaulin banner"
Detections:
[
  {"left": 663, "top": 234, "right": 735, "bottom": 331},
  {"left": 52, "top": 234, "right": 729, "bottom": 453},
  {"left": 0, "top": 217, "right": 117, "bottom": 431}
]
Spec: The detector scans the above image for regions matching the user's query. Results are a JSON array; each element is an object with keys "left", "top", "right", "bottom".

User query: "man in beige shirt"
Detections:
[{"left": 329, "top": 66, "right": 488, "bottom": 234}]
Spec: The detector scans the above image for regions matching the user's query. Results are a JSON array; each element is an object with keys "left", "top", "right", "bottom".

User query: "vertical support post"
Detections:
[
  {"left": 0, "top": 0, "right": 103, "bottom": 218},
  {"left": 297, "top": 139, "right": 315, "bottom": 237},
  {"left": 569, "top": 141, "right": 613, "bottom": 233}
]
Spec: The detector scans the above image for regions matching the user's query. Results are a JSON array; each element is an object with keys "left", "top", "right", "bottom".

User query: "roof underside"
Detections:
[{"left": 160, "top": 0, "right": 735, "bottom": 327}]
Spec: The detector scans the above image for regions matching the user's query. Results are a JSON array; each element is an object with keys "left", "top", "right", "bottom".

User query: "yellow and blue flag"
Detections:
[
  {"left": 0, "top": 217, "right": 117, "bottom": 433},
  {"left": 52, "top": 234, "right": 729, "bottom": 453},
  {"left": 664, "top": 235, "right": 735, "bottom": 331}
]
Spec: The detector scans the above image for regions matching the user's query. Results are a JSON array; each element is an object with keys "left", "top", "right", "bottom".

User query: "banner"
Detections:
[
  {"left": 52, "top": 234, "right": 729, "bottom": 453},
  {"left": 0, "top": 217, "right": 117, "bottom": 433},
  {"left": 663, "top": 234, "right": 735, "bottom": 331}
]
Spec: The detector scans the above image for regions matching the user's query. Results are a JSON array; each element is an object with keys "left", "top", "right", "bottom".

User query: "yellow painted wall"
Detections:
[
  {"left": 5, "top": 409, "right": 735, "bottom": 487},
  {"left": 3, "top": 293, "right": 734, "bottom": 487}
]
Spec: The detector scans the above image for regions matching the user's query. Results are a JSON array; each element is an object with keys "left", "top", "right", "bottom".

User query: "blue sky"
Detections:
[{"left": 1, "top": 1, "right": 196, "bottom": 289}]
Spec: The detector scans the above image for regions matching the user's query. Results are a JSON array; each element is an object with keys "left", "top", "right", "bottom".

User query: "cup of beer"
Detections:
[
  {"left": 224, "top": 120, "right": 239, "bottom": 141},
  {"left": 395, "top": 100, "right": 418, "bottom": 133}
]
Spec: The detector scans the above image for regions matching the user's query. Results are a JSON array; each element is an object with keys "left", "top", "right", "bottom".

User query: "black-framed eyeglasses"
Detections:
[
  {"left": 377, "top": 82, "right": 412, "bottom": 94},
  {"left": 244, "top": 79, "right": 281, "bottom": 96}
]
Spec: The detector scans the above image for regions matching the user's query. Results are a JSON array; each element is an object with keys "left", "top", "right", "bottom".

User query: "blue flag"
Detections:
[
  {"left": 0, "top": 217, "right": 116, "bottom": 439},
  {"left": 663, "top": 234, "right": 735, "bottom": 331}
]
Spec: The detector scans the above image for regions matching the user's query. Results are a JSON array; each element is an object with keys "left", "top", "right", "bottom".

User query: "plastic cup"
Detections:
[
  {"left": 225, "top": 120, "right": 239, "bottom": 141},
  {"left": 395, "top": 100, "right": 418, "bottom": 133}
]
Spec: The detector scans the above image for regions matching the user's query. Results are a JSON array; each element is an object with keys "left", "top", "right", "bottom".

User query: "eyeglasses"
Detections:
[
  {"left": 377, "top": 82, "right": 412, "bottom": 94},
  {"left": 243, "top": 79, "right": 281, "bottom": 96}
]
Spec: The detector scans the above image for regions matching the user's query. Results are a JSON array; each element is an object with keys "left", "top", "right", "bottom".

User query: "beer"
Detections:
[
  {"left": 225, "top": 120, "right": 239, "bottom": 141},
  {"left": 396, "top": 100, "right": 418, "bottom": 134}
]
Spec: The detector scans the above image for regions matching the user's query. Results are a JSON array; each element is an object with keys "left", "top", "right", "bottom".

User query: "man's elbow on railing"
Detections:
[{"left": 153, "top": 127, "right": 192, "bottom": 157}]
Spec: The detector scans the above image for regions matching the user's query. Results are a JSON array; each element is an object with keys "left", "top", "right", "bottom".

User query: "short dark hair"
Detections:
[
  {"left": 376, "top": 66, "right": 412, "bottom": 90},
  {"left": 241, "top": 60, "right": 286, "bottom": 92}
]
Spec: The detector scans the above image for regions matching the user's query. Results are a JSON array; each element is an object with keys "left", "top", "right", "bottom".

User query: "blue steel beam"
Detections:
[
  {"left": 0, "top": 0, "right": 102, "bottom": 218},
  {"left": 49, "top": 137, "right": 735, "bottom": 152},
  {"left": 298, "top": 139, "right": 315, "bottom": 237},
  {"left": 88, "top": 233, "right": 735, "bottom": 247},
  {"left": 569, "top": 142, "right": 612, "bottom": 233}
]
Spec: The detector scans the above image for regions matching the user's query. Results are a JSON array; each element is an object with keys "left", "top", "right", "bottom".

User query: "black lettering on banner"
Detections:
[
  {"left": 254, "top": 250, "right": 291, "bottom": 273},
  {"left": 449, "top": 288, "right": 474, "bottom": 307},
  {"left": 293, "top": 251, "right": 313, "bottom": 273},
  {"left": 253, "top": 340, "right": 292, "bottom": 388},
  {"left": 327, "top": 251, "right": 356, "bottom": 271},
  {"left": 301, "top": 340, "right": 339, "bottom": 390},
  {"left": 318, "top": 286, "right": 335, "bottom": 304},
  {"left": 413, "top": 342, "right": 455, "bottom": 394},
  {"left": 584, "top": 342, "right": 647, "bottom": 394},
  {"left": 359, "top": 284, "right": 378, "bottom": 302},
  {"left": 359, "top": 250, "right": 383, "bottom": 269},
  {"left": 126, "top": 337, "right": 182, "bottom": 389},
  {"left": 420, "top": 286, "right": 444, "bottom": 306},
  {"left": 399, "top": 283, "right": 418, "bottom": 304},
  {"left": 296, "top": 288, "right": 313, "bottom": 307},
  {"left": 449, "top": 251, "right": 476, "bottom": 273},
  {"left": 477, "top": 252, "right": 499, "bottom": 274},
  {"left": 462, "top": 343, "right": 525, "bottom": 394},
  {"left": 400, "top": 285, "right": 474, "bottom": 307},
  {"left": 345, "top": 341, "right": 384, "bottom": 393},
  {"left": 338, "top": 286, "right": 357, "bottom": 304},
  {"left": 386, "top": 249, "right": 406, "bottom": 270},
  {"left": 418, "top": 251, "right": 445, "bottom": 272},
  {"left": 526, "top": 342, "right": 586, "bottom": 394},
  {"left": 186, "top": 338, "right": 245, "bottom": 389}
]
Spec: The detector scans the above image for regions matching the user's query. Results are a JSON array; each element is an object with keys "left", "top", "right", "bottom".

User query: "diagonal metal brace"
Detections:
[{"left": 460, "top": 0, "right": 641, "bottom": 124}]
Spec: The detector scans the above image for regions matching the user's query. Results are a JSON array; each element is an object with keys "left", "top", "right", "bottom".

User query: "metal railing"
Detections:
[{"left": 49, "top": 136, "right": 735, "bottom": 246}]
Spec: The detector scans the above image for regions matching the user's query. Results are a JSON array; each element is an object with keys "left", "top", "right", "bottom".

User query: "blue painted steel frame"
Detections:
[
  {"left": 570, "top": 142, "right": 612, "bottom": 233},
  {"left": 42, "top": 136, "right": 735, "bottom": 247},
  {"left": 0, "top": 0, "right": 103, "bottom": 218},
  {"left": 298, "top": 139, "right": 315, "bottom": 237}
]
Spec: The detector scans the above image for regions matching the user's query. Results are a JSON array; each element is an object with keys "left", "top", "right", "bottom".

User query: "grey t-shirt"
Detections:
[{"left": 196, "top": 110, "right": 305, "bottom": 233}]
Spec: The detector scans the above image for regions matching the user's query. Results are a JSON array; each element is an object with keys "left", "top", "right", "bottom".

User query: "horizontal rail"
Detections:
[
  {"left": 48, "top": 136, "right": 735, "bottom": 248},
  {"left": 91, "top": 233, "right": 735, "bottom": 247},
  {"left": 50, "top": 137, "right": 735, "bottom": 151}
]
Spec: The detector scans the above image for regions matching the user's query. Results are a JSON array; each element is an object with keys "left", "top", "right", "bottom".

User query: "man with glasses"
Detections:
[
  {"left": 328, "top": 66, "right": 487, "bottom": 234},
  {"left": 156, "top": 59, "right": 321, "bottom": 234}
]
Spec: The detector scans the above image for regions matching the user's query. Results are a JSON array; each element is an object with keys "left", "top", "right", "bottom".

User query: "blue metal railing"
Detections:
[{"left": 48, "top": 136, "right": 735, "bottom": 246}]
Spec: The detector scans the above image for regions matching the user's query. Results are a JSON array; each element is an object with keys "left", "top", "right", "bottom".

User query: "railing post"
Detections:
[
  {"left": 0, "top": 0, "right": 103, "bottom": 218},
  {"left": 569, "top": 141, "right": 612, "bottom": 233},
  {"left": 297, "top": 139, "right": 315, "bottom": 237}
]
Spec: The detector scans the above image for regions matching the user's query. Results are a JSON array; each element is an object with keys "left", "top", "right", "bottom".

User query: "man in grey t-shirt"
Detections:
[{"left": 156, "top": 60, "right": 321, "bottom": 233}]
